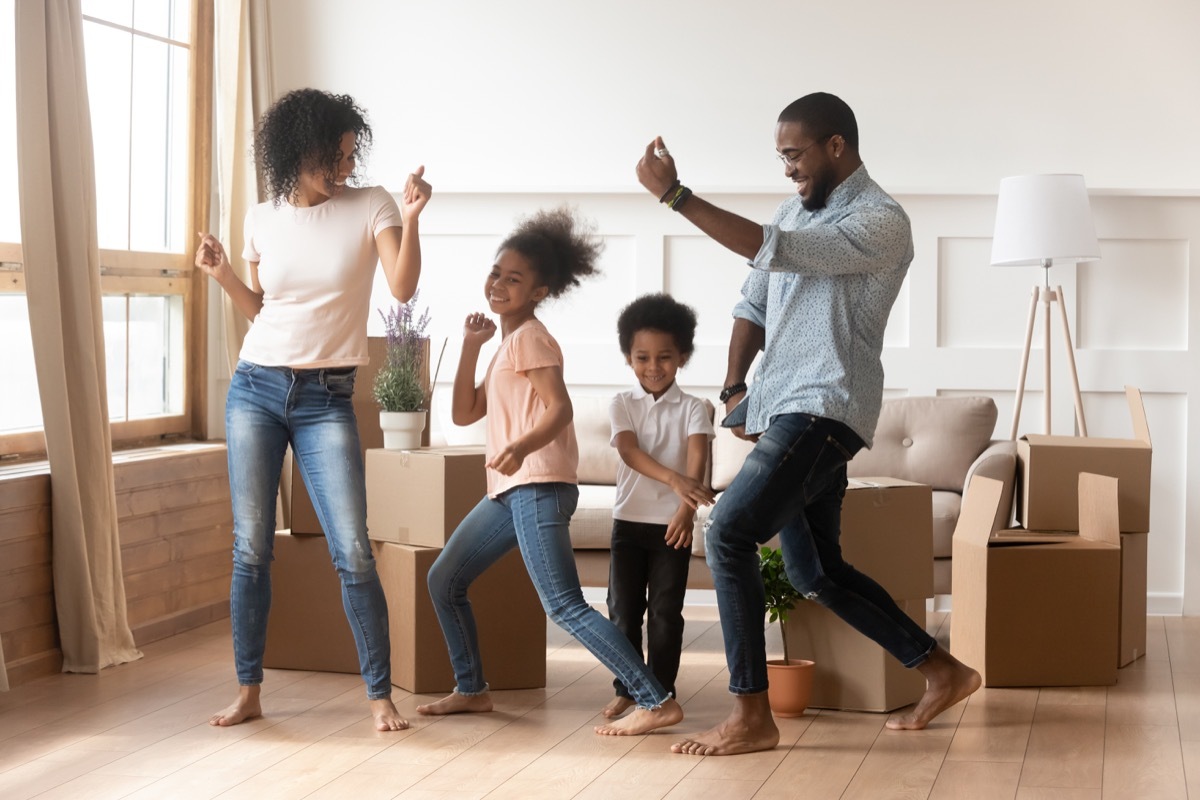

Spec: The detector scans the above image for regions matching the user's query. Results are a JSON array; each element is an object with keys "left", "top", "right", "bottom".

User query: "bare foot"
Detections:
[
  {"left": 369, "top": 697, "right": 409, "bottom": 731},
  {"left": 416, "top": 690, "right": 494, "bottom": 716},
  {"left": 601, "top": 696, "right": 635, "bottom": 719},
  {"left": 209, "top": 685, "right": 262, "bottom": 727},
  {"left": 886, "top": 645, "right": 982, "bottom": 731},
  {"left": 594, "top": 697, "right": 683, "bottom": 736},
  {"left": 670, "top": 692, "right": 779, "bottom": 756}
]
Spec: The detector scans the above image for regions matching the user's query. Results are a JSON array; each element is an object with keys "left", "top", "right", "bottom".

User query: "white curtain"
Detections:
[
  {"left": 14, "top": 0, "right": 141, "bottom": 674},
  {"left": 215, "top": 0, "right": 273, "bottom": 373}
]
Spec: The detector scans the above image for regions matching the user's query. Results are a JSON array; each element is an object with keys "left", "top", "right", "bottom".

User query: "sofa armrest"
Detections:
[{"left": 963, "top": 439, "right": 1018, "bottom": 529}]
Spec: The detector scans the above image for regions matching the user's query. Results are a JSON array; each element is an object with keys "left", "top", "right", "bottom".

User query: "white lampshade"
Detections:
[{"left": 990, "top": 174, "right": 1100, "bottom": 266}]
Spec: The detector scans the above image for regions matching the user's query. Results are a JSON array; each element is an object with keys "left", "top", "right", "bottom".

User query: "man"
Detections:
[{"left": 636, "top": 92, "right": 981, "bottom": 756}]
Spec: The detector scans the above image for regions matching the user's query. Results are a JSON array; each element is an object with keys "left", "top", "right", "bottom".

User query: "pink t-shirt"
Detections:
[
  {"left": 483, "top": 319, "right": 579, "bottom": 497},
  {"left": 239, "top": 185, "right": 402, "bottom": 368}
]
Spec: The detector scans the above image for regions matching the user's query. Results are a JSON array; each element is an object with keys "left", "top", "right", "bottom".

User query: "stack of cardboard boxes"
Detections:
[
  {"left": 365, "top": 447, "right": 547, "bottom": 694},
  {"left": 782, "top": 477, "right": 935, "bottom": 712},
  {"left": 951, "top": 386, "right": 1152, "bottom": 687}
]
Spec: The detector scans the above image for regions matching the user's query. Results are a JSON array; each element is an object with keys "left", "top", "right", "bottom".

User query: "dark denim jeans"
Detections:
[
  {"left": 705, "top": 413, "right": 936, "bottom": 695},
  {"left": 427, "top": 482, "right": 671, "bottom": 709},
  {"left": 224, "top": 360, "right": 392, "bottom": 699},
  {"left": 606, "top": 519, "right": 692, "bottom": 700}
]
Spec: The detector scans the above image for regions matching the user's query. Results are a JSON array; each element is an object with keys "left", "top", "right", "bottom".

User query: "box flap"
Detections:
[
  {"left": 954, "top": 476, "right": 1005, "bottom": 546},
  {"left": 988, "top": 530, "right": 1077, "bottom": 545},
  {"left": 1125, "top": 386, "right": 1151, "bottom": 445},
  {"left": 1078, "top": 473, "right": 1121, "bottom": 546}
]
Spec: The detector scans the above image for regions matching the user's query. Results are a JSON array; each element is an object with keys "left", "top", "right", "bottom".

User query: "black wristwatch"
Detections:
[{"left": 719, "top": 382, "right": 747, "bottom": 403}]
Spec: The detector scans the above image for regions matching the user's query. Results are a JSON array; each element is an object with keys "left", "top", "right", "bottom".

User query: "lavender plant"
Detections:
[{"left": 373, "top": 292, "right": 430, "bottom": 413}]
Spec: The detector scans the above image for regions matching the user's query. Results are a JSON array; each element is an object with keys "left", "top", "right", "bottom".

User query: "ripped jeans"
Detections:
[{"left": 704, "top": 413, "right": 936, "bottom": 695}]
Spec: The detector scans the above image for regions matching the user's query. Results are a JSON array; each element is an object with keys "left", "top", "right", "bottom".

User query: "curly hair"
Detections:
[
  {"left": 616, "top": 293, "right": 698, "bottom": 357},
  {"left": 498, "top": 207, "right": 602, "bottom": 298},
  {"left": 253, "top": 88, "right": 372, "bottom": 204}
]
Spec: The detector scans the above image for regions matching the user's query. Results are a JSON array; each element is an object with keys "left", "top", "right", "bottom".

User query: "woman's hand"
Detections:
[
  {"left": 401, "top": 165, "right": 432, "bottom": 224},
  {"left": 462, "top": 312, "right": 496, "bottom": 348},
  {"left": 194, "top": 233, "right": 231, "bottom": 281}
]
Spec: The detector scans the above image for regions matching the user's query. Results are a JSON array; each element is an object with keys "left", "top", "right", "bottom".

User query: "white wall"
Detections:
[
  {"left": 253, "top": 0, "right": 1200, "bottom": 613},
  {"left": 268, "top": 0, "right": 1200, "bottom": 194}
]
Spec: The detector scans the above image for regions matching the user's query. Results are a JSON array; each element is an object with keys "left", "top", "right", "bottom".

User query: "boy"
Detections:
[{"left": 604, "top": 293, "right": 716, "bottom": 718}]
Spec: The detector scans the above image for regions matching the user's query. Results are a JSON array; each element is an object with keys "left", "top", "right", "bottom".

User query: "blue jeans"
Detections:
[
  {"left": 427, "top": 482, "right": 671, "bottom": 709},
  {"left": 705, "top": 413, "right": 936, "bottom": 695},
  {"left": 225, "top": 360, "right": 392, "bottom": 699}
]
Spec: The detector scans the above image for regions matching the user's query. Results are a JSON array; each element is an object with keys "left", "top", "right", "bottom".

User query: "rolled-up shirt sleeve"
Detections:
[
  {"left": 732, "top": 267, "right": 768, "bottom": 328},
  {"left": 752, "top": 204, "right": 911, "bottom": 277}
]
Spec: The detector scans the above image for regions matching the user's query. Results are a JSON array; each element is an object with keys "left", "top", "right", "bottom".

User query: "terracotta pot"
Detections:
[{"left": 766, "top": 658, "right": 815, "bottom": 718}]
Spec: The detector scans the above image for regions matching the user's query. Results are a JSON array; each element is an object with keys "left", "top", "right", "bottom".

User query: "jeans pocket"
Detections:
[
  {"left": 234, "top": 360, "right": 258, "bottom": 375},
  {"left": 323, "top": 367, "right": 357, "bottom": 398},
  {"left": 553, "top": 483, "right": 579, "bottom": 519}
]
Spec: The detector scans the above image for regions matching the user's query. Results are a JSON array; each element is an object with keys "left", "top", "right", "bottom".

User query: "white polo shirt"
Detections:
[{"left": 609, "top": 382, "right": 715, "bottom": 525}]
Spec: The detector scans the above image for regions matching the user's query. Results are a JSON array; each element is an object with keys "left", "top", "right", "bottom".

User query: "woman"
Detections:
[{"left": 194, "top": 88, "right": 430, "bottom": 731}]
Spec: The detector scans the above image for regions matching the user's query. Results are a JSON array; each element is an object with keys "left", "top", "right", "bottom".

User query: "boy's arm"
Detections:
[
  {"left": 613, "top": 430, "right": 715, "bottom": 510},
  {"left": 665, "top": 433, "right": 712, "bottom": 549}
]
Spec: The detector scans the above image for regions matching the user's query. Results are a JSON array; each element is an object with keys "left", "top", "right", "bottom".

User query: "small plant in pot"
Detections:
[
  {"left": 760, "top": 545, "right": 815, "bottom": 718},
  {"left": 374, "top": 292, "right": 433, "bottom": 450}
]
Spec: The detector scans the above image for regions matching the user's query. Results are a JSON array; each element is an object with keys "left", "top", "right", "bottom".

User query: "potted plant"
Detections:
[
  {"left": 374, "top": 292, "right": 435, "bottom": 450},
  {"left": 760, "top": 545, "right": 815, "bottom": 717}
]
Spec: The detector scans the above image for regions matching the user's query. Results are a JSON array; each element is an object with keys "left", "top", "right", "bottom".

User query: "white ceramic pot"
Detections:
[{"left": 379, "top": 410, "right": 426, "bottom": 450}]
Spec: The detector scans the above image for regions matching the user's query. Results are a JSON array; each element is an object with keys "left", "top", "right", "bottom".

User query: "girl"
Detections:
[
  {"left": 416, "top": 208, "right": 684, "bottom": 736},
  {"left": 194, "top": 88, "right": 430, "bottom": 731}
]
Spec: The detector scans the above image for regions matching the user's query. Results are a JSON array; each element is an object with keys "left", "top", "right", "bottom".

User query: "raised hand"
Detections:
[
  {"left": 462, "top": 311, "right": 497, "bottom": 348},
  {"left": 194, "top": 233, "right": 231, "bottom": 281},
  {"left": 635, "top": 136, "right": 679, "bottom": 199},
  {"left": 402, "top": 165, "right": 432, "bottom": 223}
]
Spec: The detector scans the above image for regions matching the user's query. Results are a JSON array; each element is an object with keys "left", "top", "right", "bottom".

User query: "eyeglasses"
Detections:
[{"left": 776, "top": 134, "right": 833, "bottom": 167}]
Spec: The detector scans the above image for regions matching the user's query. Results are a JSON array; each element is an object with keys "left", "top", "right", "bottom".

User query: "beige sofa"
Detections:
[{"left": 569, "top": 394, "right": 1017, "bottom": 595}]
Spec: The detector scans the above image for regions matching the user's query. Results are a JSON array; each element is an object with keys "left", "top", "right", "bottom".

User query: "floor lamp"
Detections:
[{"left": 990, "top": 174, "right": 1100, "bottom": 440}]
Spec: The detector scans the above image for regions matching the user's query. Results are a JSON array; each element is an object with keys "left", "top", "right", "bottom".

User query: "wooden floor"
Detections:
[{"left": 1, "top": 607, "right": 1198, "bottom": 800}]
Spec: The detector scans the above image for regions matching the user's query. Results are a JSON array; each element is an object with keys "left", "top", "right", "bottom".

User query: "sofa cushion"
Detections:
[
  {"left": 570, "top": 483, "right": 617, "bottom": 549},
  {"left": 711, "top": 426, "right": 756, "bottom": 492},
  {"left": 932, "top": 490, "right": 959, "bottom": 559},
  {"left": 847, "top": 396, "right": 998, "bottom": 492},
  {"left": 574, "top": 395, "right": 621, "bottom": 485}
]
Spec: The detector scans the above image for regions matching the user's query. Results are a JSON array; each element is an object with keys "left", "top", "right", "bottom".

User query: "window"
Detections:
[{"left": 0, "top": 0, "right": 209, "bottom": 457}]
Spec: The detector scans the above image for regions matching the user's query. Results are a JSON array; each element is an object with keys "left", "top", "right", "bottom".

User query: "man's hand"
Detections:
[
  {"left": 636, "top": 136, "right": 679, "bottom": 199},
  {"left": 725, "top": 392, "right": 759, "bottom": 443}
]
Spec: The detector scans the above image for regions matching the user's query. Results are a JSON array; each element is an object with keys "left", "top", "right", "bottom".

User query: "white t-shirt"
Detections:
[
  {"left": 239, "top": 185, "right": 402, "bottom": 368},
  {"left": 609, "top": 382, "right": 715, "bottom": 524}
]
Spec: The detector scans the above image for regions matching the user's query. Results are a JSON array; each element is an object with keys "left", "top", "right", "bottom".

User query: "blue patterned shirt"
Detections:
[{"left": 732, "top": 165, "right": 913, "bottom": 446}]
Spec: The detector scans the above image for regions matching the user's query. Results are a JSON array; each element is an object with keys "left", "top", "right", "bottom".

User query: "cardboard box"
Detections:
[
  {"left": 264, "top": 530, "right": 362, "bottom": 674},
  {"left": 840, "top": 478, "right": 934, "bottom": 601},
  {"left": 951, "top": 474, "right": 1122, "bottom": 687},
  {"left": 1119, "top": 532, "right": 1148, "bottom": 667},
  {"left": 374, "top": 542, "right": 546, "bottom": 694},
  {"left": 1017, "top": 386, "right": 1152, "bottom": 533},
  {"left": 366, "top": 447, "right": 487, "bottom": 546},
  {"left": 782, "top": 597, "right": 927, "bottom": 712},
  {"left": 283, "top": 337, "right": 431, "bottom": 535}
]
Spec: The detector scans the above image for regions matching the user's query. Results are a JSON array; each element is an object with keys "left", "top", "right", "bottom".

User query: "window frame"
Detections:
[{"left": 0, "top": 1, "right": 212, "bottom": 460}]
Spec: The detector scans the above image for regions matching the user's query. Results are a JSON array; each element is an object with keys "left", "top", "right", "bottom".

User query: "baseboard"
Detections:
[
  {"left": 3, "top": 649, "right": 63, "bottom": 689},
  {"left": 1148, "top": 593, "right": 1183, "bottom": 616},
  {"left": 131, "top": 599, "right": 231, "bottom": 647}
]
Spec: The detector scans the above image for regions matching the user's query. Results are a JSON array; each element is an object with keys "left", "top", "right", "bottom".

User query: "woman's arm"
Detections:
[
  {"left": 375, "top": 167, "right": 432, "bottom": 302},
  {"left": 487, "top": 364, "right": 572, "bottom": 476},
  {"left": 194, "top": 233, "right": 264, "bottom": 321}
]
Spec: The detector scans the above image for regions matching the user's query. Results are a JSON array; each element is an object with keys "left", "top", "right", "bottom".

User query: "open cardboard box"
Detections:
[
  {"left": 1018, "top": 386, "right": 1151, "bottom": 533},
  {"left": 951, "top": 474, "right": 1121, "bottom": 687}
]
